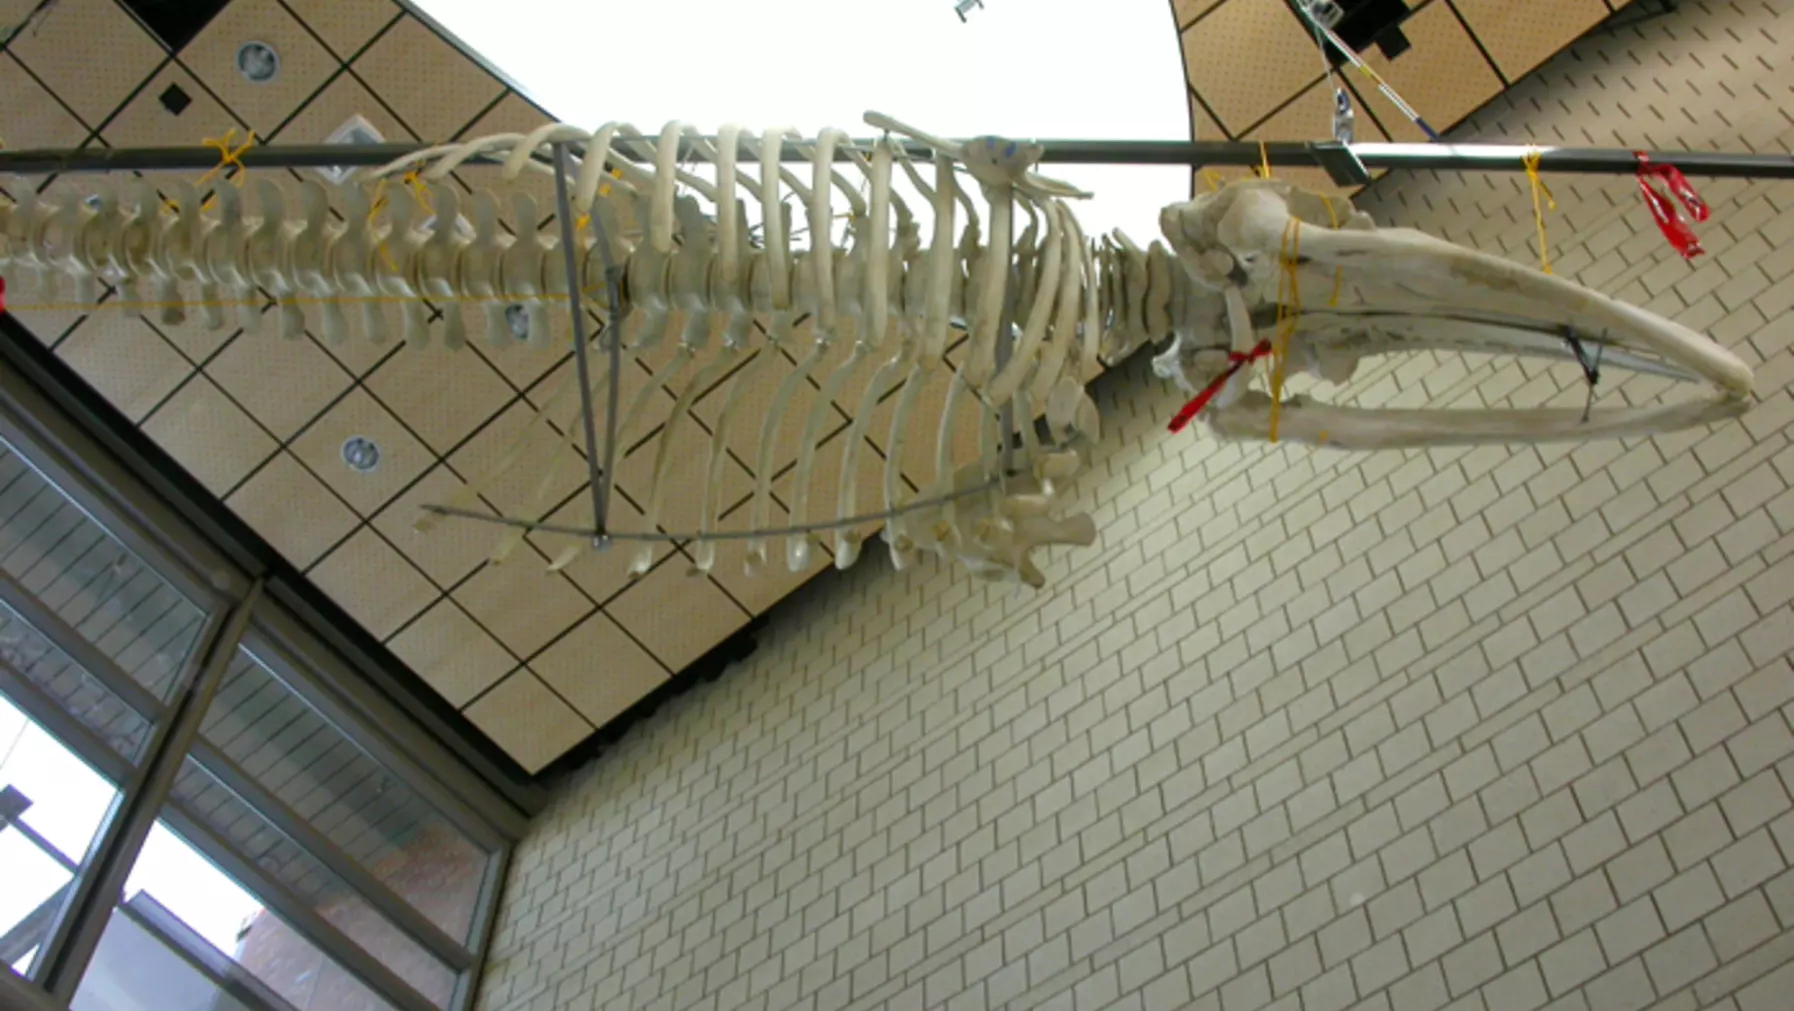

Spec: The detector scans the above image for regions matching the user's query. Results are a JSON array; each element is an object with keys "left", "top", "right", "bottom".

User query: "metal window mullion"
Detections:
[
  {"left": 450, "top": 844, "right": 513, "bottom": 1011},
  {"left": 0, "top": 566, "right": 166, "bottom": 722},
  {"left": 36, "top": 583, "right": 260, "bottom": 1003},
  {"left": 0, "top": 654, "right": 136, "bottom": 785},
  {"left": 115, "top": 900, "right": 302, "bottom": 1011},
  {"left": 189, "top": 737, "right": 477, "bottom": 971},
  {"left": 158, "top": 803, "right": 444, "bottom": 1011}
]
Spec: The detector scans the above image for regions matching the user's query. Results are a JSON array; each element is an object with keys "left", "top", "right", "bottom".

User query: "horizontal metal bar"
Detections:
[
  {"left": 243, "top": 607, "right": 524, "bottom": 849},
  {"left": 0, "top": 650, "right": 135, "bottom": 784},
  {"left": 187, "top": 737, "right": 477, "bottom": 972},
  {"left": 419, "top": 475, "right": 1006, "bottom": 542},
  {"left": 0, "top": 567, "right": 170, "bottom": 724},
  {"left": 0, "top": 139, "right": 1791, "bottom": 178},
  {"left": 159, "top": 802, "right": 443, "bottom": 1011}
]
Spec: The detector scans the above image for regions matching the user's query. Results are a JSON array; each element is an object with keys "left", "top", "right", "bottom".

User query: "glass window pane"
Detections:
[
  {"left": 71, "top": 820, "right": 401, "bottom": 1011},
  {"left": 167, "top": 759, "right": 457, "bottom": 1007},
  {"left": 0, "top": 599, "right": 154, "bottom": 764},
  {"left": 0, "top": 699, "right": 122, "bottom": 980},
  {"left": 0, "top": 440, "right": 208, "bottom": 703},
  {"left": 203, "top": 649, "right": 488, "bottom": 943}
]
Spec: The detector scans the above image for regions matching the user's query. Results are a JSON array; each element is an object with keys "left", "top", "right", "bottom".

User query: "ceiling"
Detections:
[{"left": 0, "top": 0, "right": 1623, "bottom": 772}]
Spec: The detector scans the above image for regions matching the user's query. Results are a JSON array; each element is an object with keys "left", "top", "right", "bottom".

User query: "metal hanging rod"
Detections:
[{"left": 2, "top": 140, "right": 1792, "bottom": 187}]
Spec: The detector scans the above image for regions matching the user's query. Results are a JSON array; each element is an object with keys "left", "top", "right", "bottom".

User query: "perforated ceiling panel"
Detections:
[{"left": 1, "top": 0, "right": 1633, "bottom": 773}]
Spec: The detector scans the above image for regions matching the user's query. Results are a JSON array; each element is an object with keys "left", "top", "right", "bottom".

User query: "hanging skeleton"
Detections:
[{"left": 0, "top": 116, "right": 1756, "bottom": 589}]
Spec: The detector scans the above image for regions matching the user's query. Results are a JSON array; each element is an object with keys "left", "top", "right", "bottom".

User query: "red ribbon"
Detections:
[
  {"left": 1167, "top": 340, "right": 1272, "bottom": 434},
  {"left": 1637, "top": 152, "right": 1709, "bottom": 260},
  {"left": 0, "top": 276, "right": 7, "bottom": 315}
]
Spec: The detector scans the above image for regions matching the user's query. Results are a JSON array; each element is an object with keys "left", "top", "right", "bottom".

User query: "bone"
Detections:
[{"left": 16, "top": 123, "right": 1747, "bottom": 593}]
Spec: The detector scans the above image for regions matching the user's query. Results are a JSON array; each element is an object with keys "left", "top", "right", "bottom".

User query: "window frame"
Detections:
[{"left": 0, "top": 327, "right": 522, "bottom": 1011}]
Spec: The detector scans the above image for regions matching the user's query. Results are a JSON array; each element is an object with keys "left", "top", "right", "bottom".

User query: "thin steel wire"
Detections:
[{"left": 418, "top": 476, "right": 1007, "bottom": 542}]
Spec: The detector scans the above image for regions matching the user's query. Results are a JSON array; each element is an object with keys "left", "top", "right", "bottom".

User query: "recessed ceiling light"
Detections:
[
  {"left": 341, "top": 436, "right": 381, "bottom": 474},
  {"left": 237, "top": 41, "right": 280, "bottom": 84}
]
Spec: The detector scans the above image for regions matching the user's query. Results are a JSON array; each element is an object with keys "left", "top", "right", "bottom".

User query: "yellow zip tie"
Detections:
[
  {"left": 1522, "top": 147, "right": 1557, "bottom": 275},
  {"left": 1200, "top": 168, "right": 1227, "bottom": 193},
  {"left": 1258, "top": 140, "right": 1272, "bottom": 180},
  {"left": 197, "top": 129, "right": 257, "bottom": 210}
]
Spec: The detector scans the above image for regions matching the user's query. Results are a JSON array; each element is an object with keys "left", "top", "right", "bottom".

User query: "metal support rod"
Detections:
[
  {"left": 2, "top": 140, "right": 1793, "bottom": 178},
  {"left": 419, "top": 476, "right": 1005, "bottom": 543},
  {"left": 997, "top": 196, "right": 1017, "bottom": 484},
  {"left": 548, "top": 143, "right": 608, "bottom": 545},
  {"left": 37, "top": 582, "right": 262, "bottom": 1003}
]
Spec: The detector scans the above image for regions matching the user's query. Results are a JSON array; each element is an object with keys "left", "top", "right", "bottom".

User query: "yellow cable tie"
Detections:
[
  {"left": 1268, "top": 218, "right": 1302, "bottom": 444},
  {"left": 1258, "top": 140, "right": 1272, "bottom": 180},
  {"left": 1522, "top": 147, "right": 1557, "bottom": 275},
  {"left": 196, "top": 129, "right": 257, "bottom": 210},
  {"left": 1200, "top": 168, "right": 1226, "bottom": 193}
]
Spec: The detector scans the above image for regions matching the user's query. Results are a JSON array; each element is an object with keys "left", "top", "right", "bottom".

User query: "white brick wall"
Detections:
[{"left": 474, "top": 4, "right": 1794, "bottom": 1010}]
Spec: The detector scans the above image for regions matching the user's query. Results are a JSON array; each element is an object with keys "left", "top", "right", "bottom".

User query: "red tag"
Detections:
[
  {"left": 1636, "top": 153, "right": 1708, "bottom": 260},
  {"left": 0, "top": 275, "right": 7, "bottom": 315},
  {"left": 1168, "top": 340, "right": 1273, "bottom": 434}
]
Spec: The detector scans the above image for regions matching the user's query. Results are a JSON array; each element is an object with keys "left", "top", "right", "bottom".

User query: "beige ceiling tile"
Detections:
[
  {"left": 445, "top": 398, "right": 590, "bottom": 523},
  {"left": 462, "top": 669, "right": 590, "bottom": 774},
  {"left": 363, "top": 346, "right": 514, "bottom": 455},
  {"left": 269, "top": 72, "right": 414, "bottom": 197},
  {"left": 864, "top": 367, "right": 988, "bottom": 490},
  {"left": 531, "top": 611, "right": 666, "bottom": 727},
  {"left": 284, "top": 0, "right": 399, "bottom": 59},
  {"left": 528, "top": 486, "right": 649, "bottom": 607},
  {"left": 480, "top": 307, "right": 576, "bottom": 391},
  {"left": 352, "top": 15, "right": 503, "bottom": 143},
  {"left": 182, "top": 0, "right": 337, "bottom": 139},
  {"left": 1174, "top": 0, "right": 1227, "bottom": 27},
  {"left": 690, "top": 346, "right": 846, "bottom": 483},
  {"left": 223, "top": 449, "right": 357, "bottom": 568},
  {"left": 614, "top": 407, "right": 755, "bottom": 537},
  {"left": 288, "top": 386, "right": 433, "bottom": 517},
  {"left": 1245, "top": 77, "right": 1389, "bottom": 199},
  {"left": 1183, "top": 0, "right": 1323, "bottom": 135},
  {"left": 141, "top": 375, "right": 278, "bottom": 495},
  {"left": 8, "top": 0, "right": 163, "bottom": 126},
  {"left": 206, "top": 331, "right": 353, "bottom": 440},
  {"left": 371, "top": 462, "right": 503, "bottom": 590},
  {"left": 452, "top": 555, "right": 594, "bottom": 660},
  {"left": 387, "top": 598, "right": 515, "bottom": 708},
  {"left": 1190, "top": 91, "right": 1230, "bottom": 143},
  {"left": 702, "top": 496, "right": 828, "bottom": 617},
  {"left": 1355, "top": 2, "right": 1503, "bottom": 143},
  {"left": 100, "top": 64, "right": 245, "bottom": 154},
  {"left": 450, "top": 91, "right": 558, "bottom": 211},
  {"left": 1451, "top": 0, "right": 1607, "bottom": 81},
  {"left": 55, "top": 314, "right": 191, "bottom": 422},
  {"left": 529, "top": 350, "right": 672, "bottom": 458},
  {"left": 313, "top": 325, "right": 402, "bottom": 379},
  {"left": 604, "top": 558, "right": 749, "bottom": 673},
  {"left": 308, "top": 526, "right": 438, "bottom": 639},
  {"left": 0, "top": 54, "right": 91, "bottom": 149}
]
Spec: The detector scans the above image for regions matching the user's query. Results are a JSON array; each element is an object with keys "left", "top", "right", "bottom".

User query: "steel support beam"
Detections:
[{"left": 1, "top": 139, "right": 1791, "bottom": 178}]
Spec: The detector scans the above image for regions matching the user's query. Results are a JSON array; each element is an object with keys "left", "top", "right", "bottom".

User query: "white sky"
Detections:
[
  {"left": 0, "top": 697, "right": 263, "bottom": 973},
  {"left": 412, "top": 0, "right": 1194, "bottom": 243}
]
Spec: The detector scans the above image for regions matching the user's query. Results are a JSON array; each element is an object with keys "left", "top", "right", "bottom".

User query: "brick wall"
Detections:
[{"left": 474, "top": 3, "right": 1794, "bottom": 1010}]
